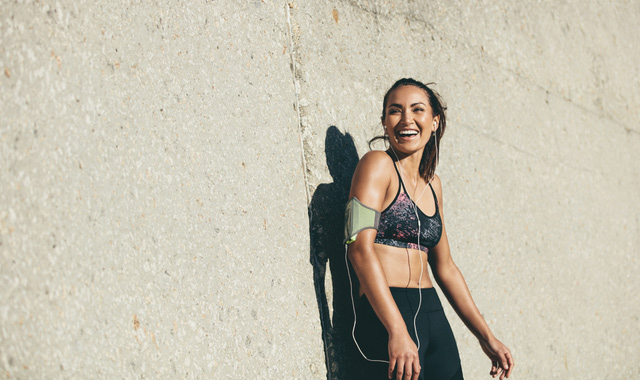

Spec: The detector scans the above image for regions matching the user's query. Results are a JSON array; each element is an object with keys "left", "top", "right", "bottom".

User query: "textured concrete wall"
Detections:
[{"left": 1, "top": 1, "right": 639, "bottom": 379}]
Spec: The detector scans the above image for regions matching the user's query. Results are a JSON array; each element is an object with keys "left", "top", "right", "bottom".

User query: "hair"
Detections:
[{"left": 370, "top": 78, "right": 447, "bottom": 182}]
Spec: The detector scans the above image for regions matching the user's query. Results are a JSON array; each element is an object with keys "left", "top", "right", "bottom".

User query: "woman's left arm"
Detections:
[{"left": 428, "top": 175, "right": 515, "bottom": 379}]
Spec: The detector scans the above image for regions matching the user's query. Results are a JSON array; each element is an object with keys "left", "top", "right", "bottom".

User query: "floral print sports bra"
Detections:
[{"left": 374, "top": 152, "right": 442, "bottom": 253}]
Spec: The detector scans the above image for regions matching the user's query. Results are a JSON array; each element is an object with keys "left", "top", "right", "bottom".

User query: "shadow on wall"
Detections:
[{"left": 309, "top": 126, "right": 362, "bottom": 380}]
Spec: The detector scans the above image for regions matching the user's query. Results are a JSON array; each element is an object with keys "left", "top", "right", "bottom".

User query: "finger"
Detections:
[
  {"left": 500, "top": 364, "right": 508, "bottom": 380},
  {"left": 412, "top": 359, "right": 421, "bottom": 380},
  {"left": 402, "top": 360, "right": 413, "bottom": 380},
  {"left": 395, "top": 359, "right": 405, "bottom": 380},
  {"left": 505, "top": 351, "right": 514, "bottom": 378},
  {"left": 498, "top": 351, "right": 509, "bottom": 372},
  {"left": 490, "top": 360, "right": 499, "bottom": 376},
  {"left": 388, "top": 358, "right": 396, "bottom": 379}
]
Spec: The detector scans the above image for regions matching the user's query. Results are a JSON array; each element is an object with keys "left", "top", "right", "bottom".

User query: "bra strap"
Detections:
[
  {"left": 386, "top": 150, "right": 407, "bottom": 193},
  {"left": 428, "top": 182, "right": 439, "bottom": 212}
]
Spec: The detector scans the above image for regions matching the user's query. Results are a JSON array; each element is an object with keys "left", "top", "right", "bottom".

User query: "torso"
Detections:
[{"left": 373, "top": 151, "right": 442, "bottom": 289}]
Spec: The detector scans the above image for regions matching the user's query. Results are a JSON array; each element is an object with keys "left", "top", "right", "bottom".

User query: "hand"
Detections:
[
  {"left": 479, "top": 337, "right": 514, "bottom": 379},
  {"left": 388, "top": 331, "right": 421, "bottom": 380}
]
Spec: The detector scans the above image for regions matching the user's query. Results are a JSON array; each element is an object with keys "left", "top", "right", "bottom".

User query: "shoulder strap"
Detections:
[
  {"left": 385, "top": 151, "right": 407, "bottom": 193},
  {"left": 428, "top": 182, "right": 439, "bottom": 212}
]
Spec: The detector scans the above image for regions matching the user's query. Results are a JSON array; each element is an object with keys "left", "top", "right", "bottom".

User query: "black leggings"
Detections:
[{"left": 353, "top": 287, "right": 463, "bottom": 380}]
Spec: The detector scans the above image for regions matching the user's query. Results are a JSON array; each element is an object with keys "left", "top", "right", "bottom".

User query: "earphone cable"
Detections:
[{"left": 347, "top": 128, "right": 439, "bottom": 363}]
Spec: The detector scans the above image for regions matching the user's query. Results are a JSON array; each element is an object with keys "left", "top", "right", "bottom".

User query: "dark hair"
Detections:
[{"left": 370, "top": 78, "right": 447, "bottom": 181}]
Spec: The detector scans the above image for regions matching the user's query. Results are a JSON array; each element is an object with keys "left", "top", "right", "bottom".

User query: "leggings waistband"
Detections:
[{"left": 388, "top": 287, "right": 443, "bottom": 313}]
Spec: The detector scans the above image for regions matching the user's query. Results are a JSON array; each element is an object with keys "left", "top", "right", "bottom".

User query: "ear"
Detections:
[{"left": 432, "top": 116, "right": 440, "bottom": 132}]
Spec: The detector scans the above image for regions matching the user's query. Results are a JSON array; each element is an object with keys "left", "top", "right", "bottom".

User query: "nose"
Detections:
[{"left": 401, "top": 110, "right": 413, "bottom": 125}]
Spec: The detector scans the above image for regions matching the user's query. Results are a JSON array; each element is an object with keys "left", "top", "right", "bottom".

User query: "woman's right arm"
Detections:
[{"left": 348, "top": 151, "right": 421, "bottom": 380}]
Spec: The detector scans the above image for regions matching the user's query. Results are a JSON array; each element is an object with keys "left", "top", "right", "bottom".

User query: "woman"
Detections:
[{"left": 345, "top": 78, "right": 514, "bottom": 380}]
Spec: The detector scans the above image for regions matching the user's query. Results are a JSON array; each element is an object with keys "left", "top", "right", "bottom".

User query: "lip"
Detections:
[{"left": 396, "top": 129, "right": 420, "bottom": 141}]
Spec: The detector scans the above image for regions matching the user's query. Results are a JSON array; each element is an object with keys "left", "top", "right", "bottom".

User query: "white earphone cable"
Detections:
[
  {"left": 389, "top": 129, "right": 438, "bottom": 355},
  {"left": 345, "top": 244, "right": 390, "bottom": 363},
  {"left": 347, "top": 126, "right": 438, "bottom": 363}
]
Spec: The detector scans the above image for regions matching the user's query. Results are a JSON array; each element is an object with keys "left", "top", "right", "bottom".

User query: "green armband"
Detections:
[{"left": 344, "top": 197, "right": 380, "bottom": 245}]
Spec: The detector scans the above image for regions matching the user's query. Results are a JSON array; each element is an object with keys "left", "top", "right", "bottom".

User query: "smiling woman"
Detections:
[
  {"left": 372, "top": 78, "right": 447, "bottom": 185},
  {"left": 344, "top": 78, "right": 514, "bottom": 380}
]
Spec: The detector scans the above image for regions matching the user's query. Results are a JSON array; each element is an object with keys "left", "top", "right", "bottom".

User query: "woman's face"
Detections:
[{"left": 383, "top": 85, "right": 438, "bottom": 155}]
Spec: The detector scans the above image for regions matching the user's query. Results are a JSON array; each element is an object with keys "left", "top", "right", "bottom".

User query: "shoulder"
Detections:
[
  {"left": 430, "top": 173, "right": 444, "bottom": 203},
  {"left": 430, "top": 173, "right": 442, "bottom": 191},
  {"left": 353, "top": 150, "right": 395, "bottom": 185},
  {"left": 357, "top": 150, "right": 394, "bottom": 173},
  {"left": 349, "top": 150, "right": 394, "bottom": 206}
]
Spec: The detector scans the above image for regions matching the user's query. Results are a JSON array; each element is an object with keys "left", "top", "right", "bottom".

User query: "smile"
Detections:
[{"left": 397, "top": 129, "right": 419, "bottom": 137}]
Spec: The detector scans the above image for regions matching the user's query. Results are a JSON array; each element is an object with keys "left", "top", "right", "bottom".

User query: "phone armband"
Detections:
[{"left": 344, "top": 197, "right": 380, "bottom": 245}]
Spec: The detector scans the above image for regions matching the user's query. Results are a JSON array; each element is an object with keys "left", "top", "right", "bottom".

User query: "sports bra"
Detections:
[{"left": 374, "top": 152, "right": 443, "bottom": 253}]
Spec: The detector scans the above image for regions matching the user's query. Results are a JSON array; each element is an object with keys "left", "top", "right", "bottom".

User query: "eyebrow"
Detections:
[{"left": 388, "top": 102, "right": 427, "bottom": 108}]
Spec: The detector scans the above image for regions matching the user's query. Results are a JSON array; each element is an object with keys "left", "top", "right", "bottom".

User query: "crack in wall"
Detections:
[
  {"left": 286, "top": 1, "right": 311, "bottom": 205},
  {"left": 293, "top": 2, "right": 636, "bottom": 180},
  {"left": 286, "top": 1, "right": 638, "bottom": 211},
  {"left": 457, "top": 123, "right": 535, "bottom": 158},
  {"left": 335, "top": 1, "right": 639, "bottom": 134},
  {"left": 456, "top": 122, "right": 606, "bottom": 180}
]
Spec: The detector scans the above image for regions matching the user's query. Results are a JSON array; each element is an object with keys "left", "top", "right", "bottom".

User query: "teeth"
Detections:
[{"left": 398, "top": 130, "right": 418, "bottom": 136}]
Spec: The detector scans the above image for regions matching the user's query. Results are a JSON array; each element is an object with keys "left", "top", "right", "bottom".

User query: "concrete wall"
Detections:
[{"left": 1, "top": 1, "right": 638, "bottom": 379}]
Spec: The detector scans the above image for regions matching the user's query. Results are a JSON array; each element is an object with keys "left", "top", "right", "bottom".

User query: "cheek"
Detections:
[
  {"left": 385, "top": 114, "right": 400, "bottom": 125},
  {"left": 417, "top": 116, "right": 434, "bottom": 128}
]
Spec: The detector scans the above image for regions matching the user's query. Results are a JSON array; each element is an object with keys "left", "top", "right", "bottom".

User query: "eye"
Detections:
[
  {"left": 388, "top": 109, "right": 401, "bottom": 115},
  {"left": 413, "top": 107, "right": 425, "bottom": 113}
]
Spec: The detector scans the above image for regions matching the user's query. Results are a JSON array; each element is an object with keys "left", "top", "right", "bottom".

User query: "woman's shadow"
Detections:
[{"left": 309, "top": 126, "right": 362, "bottom": 380}]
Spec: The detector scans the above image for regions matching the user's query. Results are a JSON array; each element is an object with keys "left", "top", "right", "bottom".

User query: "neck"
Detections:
[{"left": 390, "top": 148, "right": 423, "bottom": 181}]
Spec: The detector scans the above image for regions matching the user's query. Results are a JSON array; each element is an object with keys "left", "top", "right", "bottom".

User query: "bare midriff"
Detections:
[{"left": 362, "top": 243, "right": 434, "bottom": 295}]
